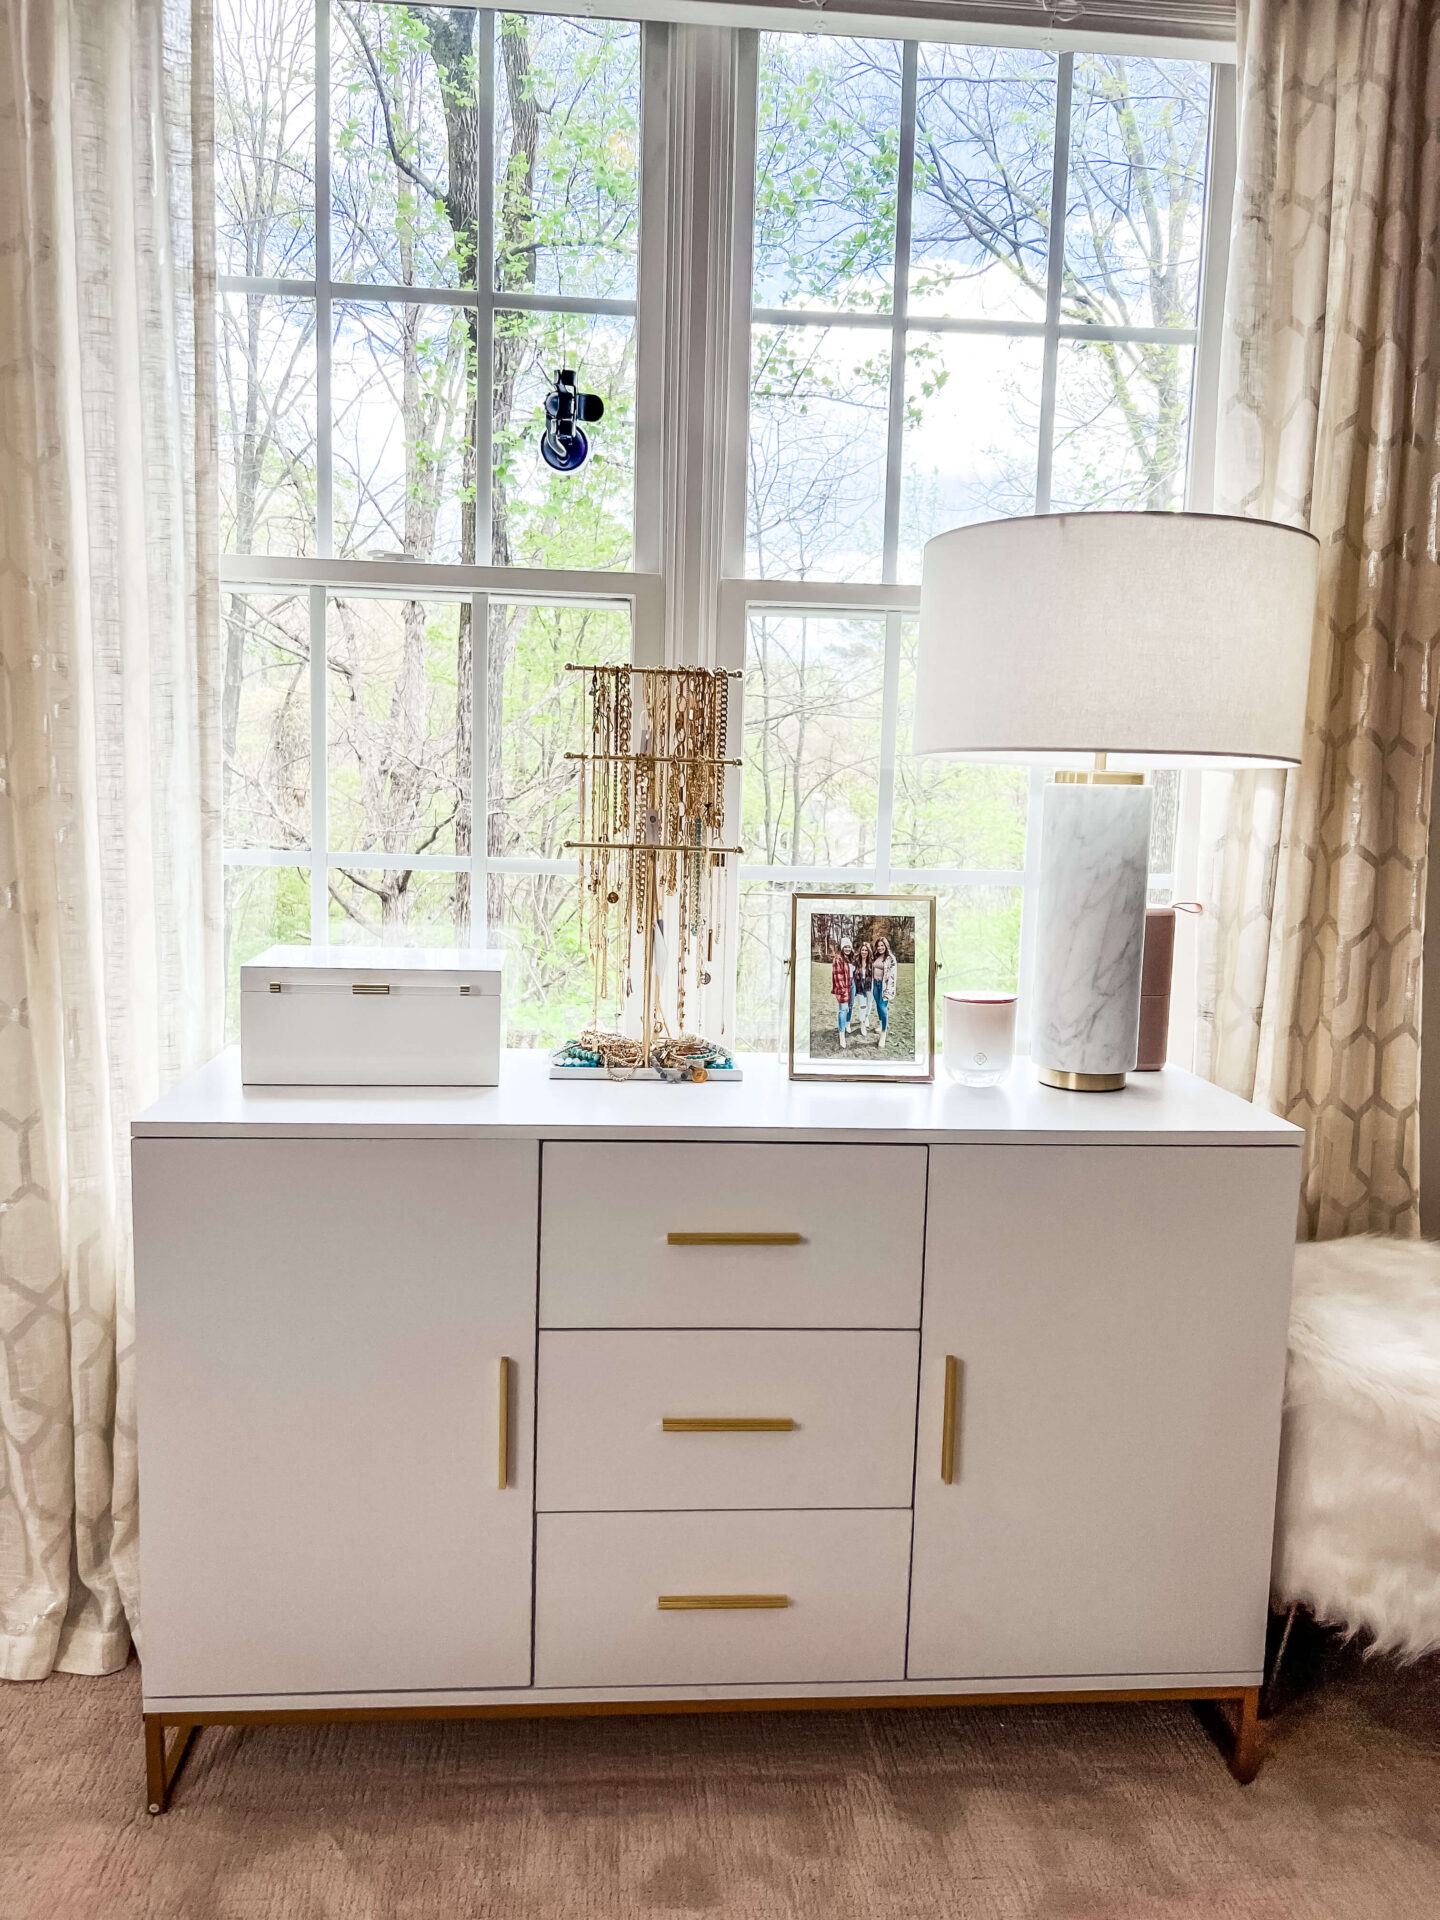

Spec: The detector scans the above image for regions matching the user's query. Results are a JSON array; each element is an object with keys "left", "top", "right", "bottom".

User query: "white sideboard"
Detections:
[{"left": 133, "top": 1050, "right": 1301, "bottom": 1809}]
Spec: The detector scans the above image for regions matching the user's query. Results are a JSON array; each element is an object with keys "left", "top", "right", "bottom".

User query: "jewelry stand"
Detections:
[{"left": 551, "top": 664, "right": 743, "bottom": 1083}]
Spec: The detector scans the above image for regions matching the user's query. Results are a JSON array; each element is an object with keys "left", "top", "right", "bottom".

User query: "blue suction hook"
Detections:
[{"left": 541, "top": 368, "right": 604, "bottom": 472}]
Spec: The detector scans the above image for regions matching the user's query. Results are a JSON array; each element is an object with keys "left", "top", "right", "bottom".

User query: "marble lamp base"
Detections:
[{"left": 1030, "top": 777, "right": 1152, "bottom": 1092}]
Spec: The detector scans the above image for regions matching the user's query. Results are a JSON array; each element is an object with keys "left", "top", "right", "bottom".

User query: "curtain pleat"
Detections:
[
  {"left": 0, "top": 0, "right": 220, "bottom": 1682},
  {"left": 1195, "top": 0, "right": 1440, "bottom": 1238}
]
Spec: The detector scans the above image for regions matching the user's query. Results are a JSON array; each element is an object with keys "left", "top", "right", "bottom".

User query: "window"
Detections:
[
  {"left": 218, "top": 0, "right": 649, "bottom": 1037},
  {"left": 217, "top": 4, "right": 1230, "bottom": 1049},
  {"left": 734, "top": 35, "right": 1220, "bottom": 1049}
]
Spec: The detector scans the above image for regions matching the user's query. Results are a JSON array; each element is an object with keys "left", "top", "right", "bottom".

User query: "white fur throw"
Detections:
[{"left": 1275, "top": 1235, "right": 1440, "bottom": 1659}]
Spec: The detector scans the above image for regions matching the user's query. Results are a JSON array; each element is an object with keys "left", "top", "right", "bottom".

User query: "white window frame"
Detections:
[
  {"left": 717, "top": 39, "right": 1237, "bottom": 1044},
  {"left": 219, "top": 3, "right": 1235, "bottom": 1048}
]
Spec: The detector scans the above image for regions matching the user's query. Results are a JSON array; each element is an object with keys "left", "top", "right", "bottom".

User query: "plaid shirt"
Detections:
[{"left": 831, "top": 954, "right": 853, "bottom": 1002}]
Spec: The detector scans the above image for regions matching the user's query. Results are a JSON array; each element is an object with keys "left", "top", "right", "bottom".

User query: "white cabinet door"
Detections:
[
  {"left": 135, "top": 1139, "right": 538, "bottom": 1697},
  {"left": 908, "top": 1144, "right": 1299, "bottom": 1682}
]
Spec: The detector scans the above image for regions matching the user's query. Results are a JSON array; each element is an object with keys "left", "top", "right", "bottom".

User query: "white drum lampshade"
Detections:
[{"left": 914, "top": 513, "right": 1318, "bottom": 1089}]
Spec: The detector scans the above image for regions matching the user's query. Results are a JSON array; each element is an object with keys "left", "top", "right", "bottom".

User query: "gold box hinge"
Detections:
[{"left": 352, "top": 982, "right": 391, "bottom": 995}]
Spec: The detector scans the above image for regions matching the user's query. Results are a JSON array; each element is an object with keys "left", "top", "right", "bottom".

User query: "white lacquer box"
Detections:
[{"left": 240, "top": 946, "right": 505, "bottom": 1086}]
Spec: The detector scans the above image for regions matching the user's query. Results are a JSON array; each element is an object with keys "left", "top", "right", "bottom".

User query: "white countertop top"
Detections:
[{"left": 133, "top": 1049, "right": 1304, "bottom": 1146}]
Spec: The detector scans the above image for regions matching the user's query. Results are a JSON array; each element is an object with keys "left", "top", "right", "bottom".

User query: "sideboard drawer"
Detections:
[
  {"left": 539, "top": 1142, "right": 926, "bottom": 1328},
  {"left": 534, "top": 1508, "right": 912, "bottom": 1687},
  {"left": 536, "top": 1329, "right": 920, "bottom": 1511}
]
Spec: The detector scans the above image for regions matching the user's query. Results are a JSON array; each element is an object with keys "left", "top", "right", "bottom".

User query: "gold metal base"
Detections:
[
  {"left": 1037, "top": 1068, "right": 1128, "bottom": 1092},
  {"left": 140, "top": 1683, "right": 1263, "bottom": 1811}
]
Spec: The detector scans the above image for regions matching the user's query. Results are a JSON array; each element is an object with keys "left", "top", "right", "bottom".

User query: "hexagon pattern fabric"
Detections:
[
  {"left": 0, "top": 0, "right": 221, "bottom": 1679},
  {"left": 1195, "top": 0, "right": 1440, "bottom": 1240}
]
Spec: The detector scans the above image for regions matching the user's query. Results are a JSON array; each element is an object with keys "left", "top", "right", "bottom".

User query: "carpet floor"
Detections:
[{"left": 2, "top": 1649, "right": 1438, "bottom": 1920}]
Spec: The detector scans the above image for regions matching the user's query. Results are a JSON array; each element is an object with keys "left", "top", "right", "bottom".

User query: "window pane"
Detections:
[
  {"left": 743, "top": 613, "right": 885, "bottom": 869},
  {"left": 735, "top": 880, "right": 795, "bottom": 1056},
  {"left": 223, "top": 592, "right": 311, "bottom": 851},
  {"left": 898, "top": 331, "right": 1044, "bottom": 580},
  {"left": 492, "top": 308, "right": 635, "bottom": 569},
  {"left": 891, "top": 624, "right": 1029, "bottom": 869},
  {"left": 494, "top": 13, "right": 641, "bottom": 301},
  {"left": 331, "top": 4, "right": 477, "bottom": 291},
  {"left": 486, "top": 602, "right": 630, "bottom": 862},
  {"left": 333, "top": 300, "right": 477, "bottom": 563},
  {"left": 217, "top": 0, "right": 316, "bottom": 279},
  {"left": 1065, "top": 56, "right": 1210, "bottom": 330},
  {"left": 1049, "top": 338, "right": 1195, "bottom": 511},
  {"left": 327, "top": 596, "right": 471, "bottom": 859},
  {"left": 220, "top": 293, "right": 318, "bottom": 556},
  {"left": 747, "top": 326, "right": 890, "bottom": 581},
  {"left": 909, "top": 43, "right": 1055, "bottom": 322},
  {"left": 224, "top": 864, "right": 311, "bottom": 1041},
  {"left": 489, "top": 874, "right": 597, "bottom": 1048},
  {"left": 327, "top": 869, "right": 471, "bottom": 945},
  {"left": 737, "top": 878, "right": 884, "bottom": 1056},
  {"left": 933, "top": 884, "right": 1022, "bottom": 994},
  {"left": 753, "top": 35, "right": 902, "bottom": 314}
]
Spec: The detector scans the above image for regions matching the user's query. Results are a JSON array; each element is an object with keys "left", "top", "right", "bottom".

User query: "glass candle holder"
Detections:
[{"left": 943, "top": 991, "right": 1017, "bottom": 1087}]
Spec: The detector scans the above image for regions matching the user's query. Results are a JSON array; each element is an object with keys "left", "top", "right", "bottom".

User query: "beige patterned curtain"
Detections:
[
  {"left": 0, "top": 0, "right": 220, "bottom": 1681},
  {"left": 1195, "top": 0, "right": 1440, "bottom": 1239}
]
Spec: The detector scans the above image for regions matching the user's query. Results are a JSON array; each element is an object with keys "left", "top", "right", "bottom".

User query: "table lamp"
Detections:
[{"left": 914, "top": 512, "right": 1318, "bottom": 1090}]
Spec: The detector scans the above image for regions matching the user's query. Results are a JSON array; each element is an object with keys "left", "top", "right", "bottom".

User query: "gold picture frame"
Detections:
[{"left": 787, "top": 893, "right": 937, "bottom": 1083}]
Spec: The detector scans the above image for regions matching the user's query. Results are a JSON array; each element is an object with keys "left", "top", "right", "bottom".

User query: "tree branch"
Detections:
[{"left": 338, "top": 3, "right": 447, "bottom": 208}]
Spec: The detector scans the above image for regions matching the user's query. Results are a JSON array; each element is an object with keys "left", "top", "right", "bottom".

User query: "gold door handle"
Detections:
[
  {"left": 662, "top": 1417, "right": 796, "bottom": 1433},
  {"left": 497, "top": 1356, "right": 511, "bottom": 1490},
  {"left": 941, "top": 1354, "right": 962, "bottom": 1485},
  {"left": 657, "top": 1595, "right": 790, "bottom": 1610},
  {"left": 667, "top": 1231, "right": 804, "bottom": 1246}
]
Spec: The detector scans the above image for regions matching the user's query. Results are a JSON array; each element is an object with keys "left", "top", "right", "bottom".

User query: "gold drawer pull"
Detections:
[
  {"left": 667, "top": 1231, "right": 804, "bottom": 1247},
  {"left": 662, "top": 1417, "right": 796, "bottom": 1433},
  {"left": 657, "top": 1595, "right": 790, "bottom": 1611},
  {"left": 941, "top": 1354, "right": 962, "bottom": 1485},
  {"left": 352, "top": 982, "right": 390, "bottom": 995},
  {"left": 497, "top": 1356, "right": 511, "bottom": 1490}
]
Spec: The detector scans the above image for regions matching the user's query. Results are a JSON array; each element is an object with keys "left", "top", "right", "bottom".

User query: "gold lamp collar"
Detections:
[{"left": 1053, "top": 751, "right": 1144, "bottom": 786}]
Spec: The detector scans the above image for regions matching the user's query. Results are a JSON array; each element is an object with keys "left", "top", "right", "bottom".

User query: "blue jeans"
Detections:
[
  {"left": 873, "top": 987, "right": 889, "bottom": 1032},
  {"left": 837, "top": 998, "right": 851, "bottom": 1033}
]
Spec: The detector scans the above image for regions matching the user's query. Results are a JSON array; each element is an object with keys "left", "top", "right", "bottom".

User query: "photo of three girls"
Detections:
[
  {"left": 803, "top": 910, "right": 917, "bottom": 1063},
  {"left": 829, "top": 935, "right": 899, "bottom": 1051}
]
